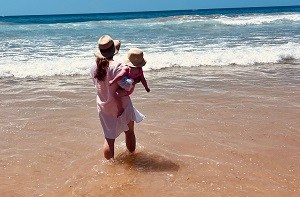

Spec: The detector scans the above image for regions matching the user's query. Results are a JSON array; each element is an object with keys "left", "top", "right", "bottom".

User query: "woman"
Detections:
[{"left": 90, "top": 35, "right": 144, "bottom": 160}]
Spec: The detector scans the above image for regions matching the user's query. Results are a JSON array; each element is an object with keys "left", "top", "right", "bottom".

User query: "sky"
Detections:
[{"left": 0, "top": 0, "right": 299, "bottom": 16}]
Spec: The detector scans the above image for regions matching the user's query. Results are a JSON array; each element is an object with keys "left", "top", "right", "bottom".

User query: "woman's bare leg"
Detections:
[
  {"left": 103, "top": 138, "right": 115, "bottom": 160},
  {"left": 125, "top": 121, "right": 136, "bottom": 153}
]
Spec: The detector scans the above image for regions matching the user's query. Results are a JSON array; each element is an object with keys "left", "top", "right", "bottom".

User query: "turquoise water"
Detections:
[{"left": 0, "top": 5, "right": 300, "bottom": 77}]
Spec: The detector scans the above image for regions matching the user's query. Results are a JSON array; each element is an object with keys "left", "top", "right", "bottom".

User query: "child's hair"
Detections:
[{"left": 94, "top": 57, "right": 109, "bottom": 81}]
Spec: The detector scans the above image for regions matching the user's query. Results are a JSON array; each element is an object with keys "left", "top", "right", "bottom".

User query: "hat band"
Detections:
[{"left": 99, "top": 43, "right": 114, "bottom": 53}]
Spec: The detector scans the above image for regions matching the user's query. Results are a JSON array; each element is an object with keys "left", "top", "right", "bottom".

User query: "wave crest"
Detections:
[
  {"left": 1, "top": 42, "right": 299, "bottom": 78},
  {"left": 214, "top": 14, "right": 300, "bottom": 26},
  {"left": 156, "top": 13, "right": 300, "bottom": 26}
]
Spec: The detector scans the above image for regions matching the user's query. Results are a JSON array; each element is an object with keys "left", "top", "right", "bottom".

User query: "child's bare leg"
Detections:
[
  {"left": 115, "top": 88, "right": 129, "bottom": 97},
  {"left": 113, "top": 89, "right": 125, "bottom": 117},
  {"left": 114, "top": 95, "right": 123, "bottom": 117},
  {"left": 114, "top": 88, "right": 130, "bottom": 117}
]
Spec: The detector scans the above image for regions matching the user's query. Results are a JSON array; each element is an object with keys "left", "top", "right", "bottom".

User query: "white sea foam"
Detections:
[
  {"left": 0, "top": 57, "right": 94, "bottom": 78},
  {"left": 149, "top": 13, "right": 300, "bottom": 26},
  {"left": 214, "top": 13, "right": 300, "bottom": 26},
  {"left": 1, "top": 42, "right": 299, "bottom": 78},
  {"left": 142, "top": 42, "right": 300, "bottom": 70}
]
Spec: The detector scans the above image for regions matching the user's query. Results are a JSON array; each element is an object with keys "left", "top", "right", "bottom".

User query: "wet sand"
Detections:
[{"left": 0, "top": 64, "right": 299, "bottom": 196}]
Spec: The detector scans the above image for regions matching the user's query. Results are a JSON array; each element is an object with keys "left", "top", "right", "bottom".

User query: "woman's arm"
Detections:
[{"left": 109, "top": 66, "right": 128, "bottom": 85}]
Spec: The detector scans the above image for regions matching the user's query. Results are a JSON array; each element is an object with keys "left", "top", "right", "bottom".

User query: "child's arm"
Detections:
[
  {"left": 109, "top": 67, "right": 128, "bottom": 85},
  {"left": 140, "top": 73, "right": 150, "bottom": 92}
]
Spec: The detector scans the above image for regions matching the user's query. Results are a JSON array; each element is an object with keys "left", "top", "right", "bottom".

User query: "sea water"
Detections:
[{"left": 0, "top": 6, "right": 300, "bottom": 78}]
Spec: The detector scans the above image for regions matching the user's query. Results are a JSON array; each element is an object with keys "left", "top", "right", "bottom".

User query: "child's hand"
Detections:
[{"left": 109, "top": 80, "right": 113, "bottom": 86}]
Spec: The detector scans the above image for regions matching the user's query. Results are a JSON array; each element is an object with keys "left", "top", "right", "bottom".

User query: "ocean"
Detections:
[
  {"left": 0, "top": 6, "right": 300, "bottom": 196},
  {"left": 1, "top": 6, "right": 300, "bottom": 77}
]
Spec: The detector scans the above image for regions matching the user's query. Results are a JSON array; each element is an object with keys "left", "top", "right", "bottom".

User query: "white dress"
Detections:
[{"left": 91, "top": 61, "right": 144, "bottom": 139}]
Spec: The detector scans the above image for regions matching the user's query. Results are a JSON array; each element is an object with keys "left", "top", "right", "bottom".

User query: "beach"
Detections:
[
  {"left": 1, "top": 5, "right": 300, "bottom": 196},
  {"left": 0, "top": 63, "right": 299, "bottom": 196}
]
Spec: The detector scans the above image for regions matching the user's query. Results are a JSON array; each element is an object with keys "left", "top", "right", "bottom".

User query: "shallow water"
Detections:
[{"left": 0, "top": 63, "right": 299, "bottom": 196}]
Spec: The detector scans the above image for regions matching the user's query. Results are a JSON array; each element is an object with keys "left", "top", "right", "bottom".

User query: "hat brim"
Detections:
[
  {"left": 94, "top": 40, "right": 120, "bottom": 59},
  {"left": 124, "top": 58, "right": 147, "bottom": 67}
]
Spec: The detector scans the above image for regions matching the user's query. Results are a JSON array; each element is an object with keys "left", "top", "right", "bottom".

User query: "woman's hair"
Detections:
[{"left": 94, "top": 57, "right": 110, "bottom": 81}]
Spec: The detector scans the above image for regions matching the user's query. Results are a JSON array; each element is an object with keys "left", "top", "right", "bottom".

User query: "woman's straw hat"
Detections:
[
  {"left": 94, "top": 35, "right": 120, "bottom": 59},
  {"left": 125, "top": 48, "right": 147, "bottom": 67}
]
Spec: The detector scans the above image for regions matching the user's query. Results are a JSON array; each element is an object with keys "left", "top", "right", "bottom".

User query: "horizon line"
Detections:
[{"left": 2, "top": 4, "right": 300, "bottom": 17}]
